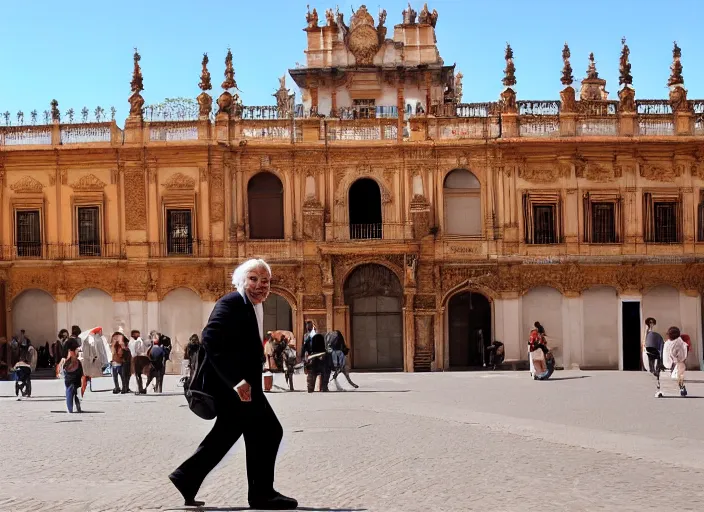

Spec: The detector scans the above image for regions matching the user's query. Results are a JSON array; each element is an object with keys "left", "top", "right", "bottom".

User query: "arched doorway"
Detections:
[
  {"left": 263, "top": 292, "right": 292, "bottom": 334},
  {"left": 70, "top": 288, "right": 115, "bottom": 334},
  {"left": 12, "top": 289, "right": 57, "bottom": 346},
  {"left": 248, "top": 172, "right": 284, "bottom": 239},
  {"left": 160, "top": 288, "right": 204, "bottom": 373},
  {"left": 349, "top": 178, "right": 382, "bottom": 239},
  {"left": 443, "top": 169, "right": 481, "bottom": 236},
  {"left": 344, "top": 264, "right": 403, "bottom": 370},
  {"left": 448, "top": 291, "right": 492, "bottom": 368}
]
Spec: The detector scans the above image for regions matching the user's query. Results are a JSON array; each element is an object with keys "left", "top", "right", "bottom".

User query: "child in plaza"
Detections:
[
  {"left": 61, "top": 351, "right": 84, "bottom": 413},
  {"left": 663, "top": 326, "right": 688, "bottom": 397},
  {"left": 643, "top": 318, "right": 665, "bottom": 397}
]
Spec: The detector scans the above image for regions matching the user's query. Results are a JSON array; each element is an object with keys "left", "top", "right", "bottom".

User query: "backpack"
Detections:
[{"left": 183, "top": 344, "right": 216, "bottom": 420}]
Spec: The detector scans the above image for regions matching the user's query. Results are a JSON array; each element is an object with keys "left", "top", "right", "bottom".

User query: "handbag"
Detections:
[{"left": 184, "top": 344, "right": 217, "bottom": 420}]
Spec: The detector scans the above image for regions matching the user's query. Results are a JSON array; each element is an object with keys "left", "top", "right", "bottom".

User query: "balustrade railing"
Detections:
[
  {"left": 322, "top": 119, "right": 398, "bottom": 141},
  {"left": 2, "top": 242, "right": 124, "bottom": 260},
  {"left": 337, "top": 106, "right": 398, "bottom": 119},
  {"left": 636, "top": 100, "right": 672, "bottom": 115},
  {"left": 576, "top": 117, "right": 618, "bottom": 136},
  {"left": 519, "top": 115, "right": 560, "bottom": 137},
  {"left": 0, "top": 126, "right": 52, "bottom": 146},
  {"left": 149, "top": 121, "right": 199, "bottom": 141},
  {"left": 434, "top": 102, "right": 497, "bottom": 118},
  {"left": 244, "top": 239, "right": 298, "bottom": 259},
  {"left": 60, "top": 123, "right": 112, "bottom": 144},
  {"left": 577, "top": 100, "right": 618, "bottom": 116},
  {"left": 147, "top": 240, "right": 224, "bottom": 258},
  {"left": 438, "top": 117, "right": 500, "bottom": 139},
  {"left": 638, "top": 116, "right": 675, "bottom": 136},
  {"left": 517, "top": 100, "right": 560, "bottom": 116},
  {"left": 333, "top": 222, "right": 411, "bottom": 241},
  {"left": 241, "top": 120, "right": 294, "bottom": 141}
]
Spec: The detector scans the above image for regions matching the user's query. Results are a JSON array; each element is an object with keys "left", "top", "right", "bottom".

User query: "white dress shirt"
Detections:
[{"left": 253, "top": 302, "right": 264, "bottom": 342}]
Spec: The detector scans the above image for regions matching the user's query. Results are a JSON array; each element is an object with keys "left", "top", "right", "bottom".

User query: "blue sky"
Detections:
[{"left": 1, "top": 0, "right": 702, "bottom": 122}]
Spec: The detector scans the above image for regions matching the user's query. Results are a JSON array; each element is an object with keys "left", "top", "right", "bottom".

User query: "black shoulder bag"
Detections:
[{"left": 184, "top": 344, "right": 217, "bottom": 420}]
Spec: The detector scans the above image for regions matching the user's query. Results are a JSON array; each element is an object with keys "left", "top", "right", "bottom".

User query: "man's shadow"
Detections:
[{"left": 167, "top": 507, "right": 367, "bottom": 512}]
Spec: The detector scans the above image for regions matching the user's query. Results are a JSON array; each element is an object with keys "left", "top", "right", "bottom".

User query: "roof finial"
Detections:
[
  {"left": 199, "top": 53, "right": 212, "bottom": 91},
  {"left": 502, "top": 43, "right": 516, "bottom": 87},
  {"left": 668, "top": 41, "right": 684, "bottom": 86},
  {"left": 221, "top": 47, "right": 238, "bottom": 91},
  {"left": 130, "top": 48, "right": 144, "bottom": 93},
  {"left": 619, "top": 37, "right": 632, "bottom": 87},
  {"left": 561, "top": 43, "right": 573, "bottom": 86},
  {"left": 586, "top": 52, "right": 599, "bottom": 80}
]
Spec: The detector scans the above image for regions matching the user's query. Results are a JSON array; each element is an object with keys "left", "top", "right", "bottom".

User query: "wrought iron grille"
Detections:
[
  {"left": 167, "top": 209, "right": 193, "bottom": 255},
  {"left": 591, "top": 203, "right": 616, "bottom": 243},
  {"left": 16, "top": 210, "right": 41, "bottom": 257},
  {"left": 654, "top": 202, "right": 678, "bottom": 243},
  {"left": 77, "top": 206, "right": 101, "bottom": 256},
  {"left": 698, "top": 202, "right": 704, "bottom": 242},
  {"left": 350, "top": 223, "right": 382, "bottom": 240},
  {"left": 533, "top": 205, "right": 556, "bottom": 244}
]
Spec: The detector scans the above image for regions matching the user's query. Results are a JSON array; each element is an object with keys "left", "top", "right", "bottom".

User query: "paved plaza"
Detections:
[{"left": 2, "top": 370, "right": 704, "bottom": 511}]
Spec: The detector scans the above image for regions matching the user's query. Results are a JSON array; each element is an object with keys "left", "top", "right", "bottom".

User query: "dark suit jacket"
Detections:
[{"left": 202, "top": 290, "right": 265, "bottom": 398}]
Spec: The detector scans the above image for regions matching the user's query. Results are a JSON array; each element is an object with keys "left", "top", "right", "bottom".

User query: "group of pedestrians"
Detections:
[
  {"left": 300, "top": 321, "right": 358, "bottom": 392},
  {"left": 642, "top": 317, "right": 691, "bottom": 397}
]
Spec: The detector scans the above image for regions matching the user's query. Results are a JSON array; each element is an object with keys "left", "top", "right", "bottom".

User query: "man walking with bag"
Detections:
[{"left": 169, "top": 258, "right": 297, "bottom": 510}]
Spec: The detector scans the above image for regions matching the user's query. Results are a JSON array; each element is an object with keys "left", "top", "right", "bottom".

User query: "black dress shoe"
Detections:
[
  {"left": 169, "top": 473, "right": 204, "bottom": 507},
  {"left": 248, "top": 490, "right": 297, "bottom": 510}
]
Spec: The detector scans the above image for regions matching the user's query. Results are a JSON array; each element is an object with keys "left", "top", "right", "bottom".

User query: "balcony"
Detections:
[
  {"left": 321, "top": 118, "right": 398, "bottom": 141},
  {"left": 243, "top": 239, "right": 301, "bottom": 260},
  {"left": 148, "top": 240, "right": 225, "bottom": 258},
  {"left": 328, "top": 222, "right": 413, "bottom": 241},
  {"left": 3, "top": 242, "right": 124, "bottom": 260},
  {"left": 149, "top": 121, "right": 199, "bottom": 142}
]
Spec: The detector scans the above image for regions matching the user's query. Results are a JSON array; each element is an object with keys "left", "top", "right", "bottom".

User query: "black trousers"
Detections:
[
  {"left": 121, "top": 364, "right": 132, "bottom": 392},
  {"left": 171, "top": 389, "right": 283, "bottom": 499},
  {"left": 146, "top": 364, "right": 165, "bottom": 393}
]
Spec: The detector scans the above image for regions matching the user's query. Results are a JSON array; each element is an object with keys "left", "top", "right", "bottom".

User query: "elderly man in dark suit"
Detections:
[{"left": 168, "top": 258, "right": 297, "bottom": 510}]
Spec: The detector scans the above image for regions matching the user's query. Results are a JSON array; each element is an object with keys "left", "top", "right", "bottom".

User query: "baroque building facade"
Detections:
[{"left": 1, "top": 4, "right": 704, "bottom": 373}]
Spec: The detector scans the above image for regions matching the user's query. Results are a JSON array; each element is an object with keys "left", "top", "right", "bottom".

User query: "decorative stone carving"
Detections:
[
  {"left": 70, "top": 173, "right": 107, "bottom": 191},
  {"left": 197, "top": 53, "right": 213, "bottom": 118},
  {"left": 162, "top": 172, "right": 196, "bottom": 190},
  {"left": 402, "top": 3, "right": 417, "bottom": 24},
  {"left": 210, "top": 170, "right": 224, "bottom": 223},
  {"left": 10, "top": 175, "right": 45, "bottom": 194},
  {"left": 418, "top": 3, "right": 438, "bottom": 27},
  {"left": 319, "top": 249, "right": 333, "bottom": 287},
  {"left": 405, "top": 254, "right": 417, "bottom": 286},
  {"left": 639, "top": 164, "right": 680, "bottom": 182},
  {"left": 560, "top": 87, "right": 576, "bottom": 113},
  {"left": 124, "top": 171, "right": 147, "bottom": 230},
  {"left": 618, "top": 86, "right": 635, "bottom": 113},
  {"left": 414, "top": 295, "right": 436, "bottom": 310},
  {"left": 414, "top": 316, "right": 433, "bottom": 352},
  {"left": 128, "top": 49, "right": 145, "bottom": 119},
  {"left": 305, "top": 4, "right": 319, "bottom": 29},
  {"left": 347, "top": 6, "right": 380, "bottom": 66},
  {"left": 518, "top": 165, "right": 566, "bottom": 183},
  {"left": 580, "top": 53, "right": 608, "bottom": 101}
]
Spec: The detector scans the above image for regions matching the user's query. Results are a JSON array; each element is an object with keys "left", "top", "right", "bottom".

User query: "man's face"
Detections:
[
  {"left": 132, "top": 332, "right": 140, "bottom": 340},
  {"left": 244, "top": 267, "right": 271, "bottom": 304}
]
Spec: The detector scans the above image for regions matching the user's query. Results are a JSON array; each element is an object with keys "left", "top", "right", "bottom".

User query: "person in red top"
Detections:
[{"left": 681, "top": 334, "right": 692, "bottom": 353}]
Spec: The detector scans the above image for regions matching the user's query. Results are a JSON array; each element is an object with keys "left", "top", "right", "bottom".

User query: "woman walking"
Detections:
[{"left": 663, "top": 326, "right": 688, "bottom": 398}]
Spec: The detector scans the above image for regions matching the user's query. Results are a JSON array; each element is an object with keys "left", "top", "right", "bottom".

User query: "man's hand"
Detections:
[{"left": 234, "top": 379, "right": 252, "bottom": 402}]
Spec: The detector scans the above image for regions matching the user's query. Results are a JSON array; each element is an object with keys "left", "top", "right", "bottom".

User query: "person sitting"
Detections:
[
  {"left": 13, "top": 356, "right": 32, "bottom": 398},
  {"left": 529, "top": 322, "right": 548, "bottom": 375},
  {"left": 486, "top": 340, "right": 505, "bottom": 370}
]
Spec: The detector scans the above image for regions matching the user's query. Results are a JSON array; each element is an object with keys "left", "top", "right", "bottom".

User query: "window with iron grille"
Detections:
[
  {"left": 166, "top": 209, "right": 193, "bottom": 255},
  {"left": 654, "top": 202, "right": 678, "bottom": 243},
  {"left": 15, "top": 210, "right": 41, "bottom": 258},
  {"left": 532, "top": 205, "right": 557, "bottom": 244},
  {"left": 643, "top": 193, "right": 681, "bottom": 244},
  {"left": 77, "top": 206, "right": 101, "bottom": 256},
  {"left": 353, "top": 99, "right": 376, "bottom": 119},
  {"left": 591, "top": 203, "right": 616, "bottom": 243},
  {"left": 523, "top": 192, "right": 562, "bottom": 245}
]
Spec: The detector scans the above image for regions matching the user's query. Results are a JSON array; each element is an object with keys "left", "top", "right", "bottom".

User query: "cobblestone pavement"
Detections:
[{"left": 2, "top": 370, "right": 704, "bottom": 512}]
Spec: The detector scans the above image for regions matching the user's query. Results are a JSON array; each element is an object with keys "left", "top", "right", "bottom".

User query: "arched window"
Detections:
[
  {"left": 348, "top": 178, "right": 382, "bottom": 239},
  {"left": 248, "top": 172, "right": 284, "bottom": 239},
  {"left": 443, "top": 169, "right": 481, "bottom": 236}
]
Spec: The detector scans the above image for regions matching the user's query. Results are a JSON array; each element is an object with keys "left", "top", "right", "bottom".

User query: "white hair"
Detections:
[{"left": 232, "top": 258, "right": 272, "bottom": 290}]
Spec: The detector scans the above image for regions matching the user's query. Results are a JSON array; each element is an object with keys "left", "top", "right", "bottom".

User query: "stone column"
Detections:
[
  {"left": 564, "top": 188, "right": 579, "bottom": 251},
  {"left": 404, "top": 291, "right": 415, "bottom": 372},
  {"left": 397, "top": 86, "right": 404, "bottom": 143},
  {"left": 235, "top": 167, "right": 245, "bottom": 239},
  {"left": 501, "top": 113, "right": 519, "bottom": 138}
]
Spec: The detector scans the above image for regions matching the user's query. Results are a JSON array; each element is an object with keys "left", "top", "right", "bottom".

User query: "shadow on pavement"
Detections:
[
  {"left": 49, "top": 410, "right": 105, "bottom": 414},
  {"left": 660, "top": 395, "right": 704, "bottom": 399},
  {"left": 543, "top": 376, "right": 592, "bottom": 381},
  {"left": 166, "top": 507, "right": 367, "bottom": 512}
]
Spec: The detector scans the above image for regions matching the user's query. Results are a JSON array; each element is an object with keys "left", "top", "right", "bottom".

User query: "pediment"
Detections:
[
  {"left": 10, "top": 175, "right": 45, "bottom": 193},
  {"left": 71, "top": 173, "right": 107, "bottom": 191},
  {"left": 161, "top": 172, "right": 196, "bottom": 190}
]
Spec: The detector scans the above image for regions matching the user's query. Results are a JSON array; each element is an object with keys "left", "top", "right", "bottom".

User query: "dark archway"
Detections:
[
  {"left": 448, "top": 291, "right": 492, "bottom": 368},
  {"left": 348, "top": 178, "right": 382, "bottom": 239},
  {"left": 248, "top": 172, "right": 284, "bottom": 239},
  {"left": 343, "top": 264, "right": 403, "bottom": 370}
]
